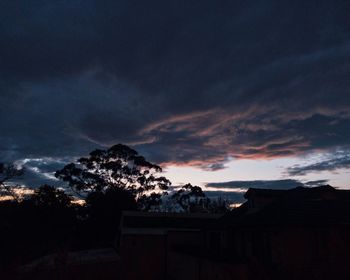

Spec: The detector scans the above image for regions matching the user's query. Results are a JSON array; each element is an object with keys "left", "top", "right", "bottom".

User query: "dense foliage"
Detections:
[{"left": 55, "top": 144, "right": 171, "bottom": 201}]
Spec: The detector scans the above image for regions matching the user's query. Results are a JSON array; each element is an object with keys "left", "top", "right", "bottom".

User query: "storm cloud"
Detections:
[{"left": 1, "top": 0, "right": 350, "bottom": 182}]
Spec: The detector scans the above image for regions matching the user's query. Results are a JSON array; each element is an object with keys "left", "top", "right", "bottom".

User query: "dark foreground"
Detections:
[{"left": 3, "top": 185, "right": 350, "bottom": 280}]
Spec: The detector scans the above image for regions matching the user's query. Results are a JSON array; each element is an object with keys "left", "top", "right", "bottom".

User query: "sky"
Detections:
[{"left": 1, "top": 1, "right": 350, "bottom": 201}]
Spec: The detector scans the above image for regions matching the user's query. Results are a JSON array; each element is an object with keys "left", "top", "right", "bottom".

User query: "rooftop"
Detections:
[{"left": 222, "top": 185, "right": 350, "bottom": 227}]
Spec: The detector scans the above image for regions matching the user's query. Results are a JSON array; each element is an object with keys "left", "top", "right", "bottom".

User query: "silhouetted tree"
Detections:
[
  {"left": 0, "top": 163, "right": 24, "bottom": 201},
  {"left": 171, "top": 183, "right": 206, "bottom": 212},
  {"left": 138, "top": 192, "right": 164, "bottom": 211},
  {"left": 167, "top": 184, "right": 230, "bottom": 213},
  {"left": 83, "top": 187, "right": 137, "bottom": 246},
  {"left": 55, "top": 144, "right": 227, "bottom": 214},
  {"left": 0, "top": 185, "right": 78, "bottom": 271},
  {"left": 205, "top": 197, "right": 231, "bottom": 213},
  {"left": 29, "top": 185, "right": 73, "bottom": 208},
  {"left": 55, "top": 144, "right": 171, "bottom": 208}
]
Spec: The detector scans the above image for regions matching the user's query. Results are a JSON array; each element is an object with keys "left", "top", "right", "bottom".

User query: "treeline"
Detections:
[{"left": 0, "top": 144, "right": 229, "bottom": 271}]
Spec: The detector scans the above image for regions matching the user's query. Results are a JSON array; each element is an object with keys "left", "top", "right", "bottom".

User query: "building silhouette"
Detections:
[
  {"left": 119, "top": 185, "right": 350, "bottom": 280},
  {"left": 20, "top": 185, "right": 350, "bottom": 279}
]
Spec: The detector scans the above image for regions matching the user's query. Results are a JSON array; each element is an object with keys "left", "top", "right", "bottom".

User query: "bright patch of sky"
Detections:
[{"left": 164, "top": 155, "right": 350, "bottom": 189}]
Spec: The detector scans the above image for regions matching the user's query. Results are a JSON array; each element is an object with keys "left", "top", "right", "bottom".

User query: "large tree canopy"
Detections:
[
  {"left": 55, "top": 144, "right": 230, "bottom": 213},
  {"left": 55, "top": 144, "right": 171, "bottom": 199}
]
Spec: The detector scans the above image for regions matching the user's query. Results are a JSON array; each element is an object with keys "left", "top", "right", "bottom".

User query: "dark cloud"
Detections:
[
  {"left": 1, "top": 0, "right": 350, "bottom": 183},
  {"left": 204, "top": 191, "right": 248, "bottom": 204},
  {"left": 206, "top": 179, "right": 303, "bottom": 190},
  {"left": 12, "top": 158, "right": 68, "bottom": 188},
  {"left": 287, "top": 151, "right": 350, "bottom": 176},
  {"left": 205, "top": 179, "right": 304, "bottom": 203},
  {"left": 304, "top": 180, "right": 329, "bottom": 187}
]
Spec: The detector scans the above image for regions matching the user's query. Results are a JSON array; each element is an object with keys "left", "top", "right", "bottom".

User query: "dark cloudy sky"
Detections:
[{"left": 1, "top": 0, "right": 350, "bottom": 192}]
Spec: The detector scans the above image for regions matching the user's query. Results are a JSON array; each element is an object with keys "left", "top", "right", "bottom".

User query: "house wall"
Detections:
[
  {"left": 200, "top": 260, "right": 249, "bottom": 280},
  {"left": 230, "top": 226, "right": 350, "bottom": 280},
  {"left": 166, "top": 231, "right": 202, "bottom": 280},
  {"left": 120, "top": 234, "right": 166, "bottom": 280}
]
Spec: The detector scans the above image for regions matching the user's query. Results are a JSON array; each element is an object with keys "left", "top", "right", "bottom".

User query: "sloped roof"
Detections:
[
  {"left": 235, "top": 199, "right": 350, "bottom": 227},
  {"left": 221, "top": 185, "right": 350, "bottom": 228}
]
